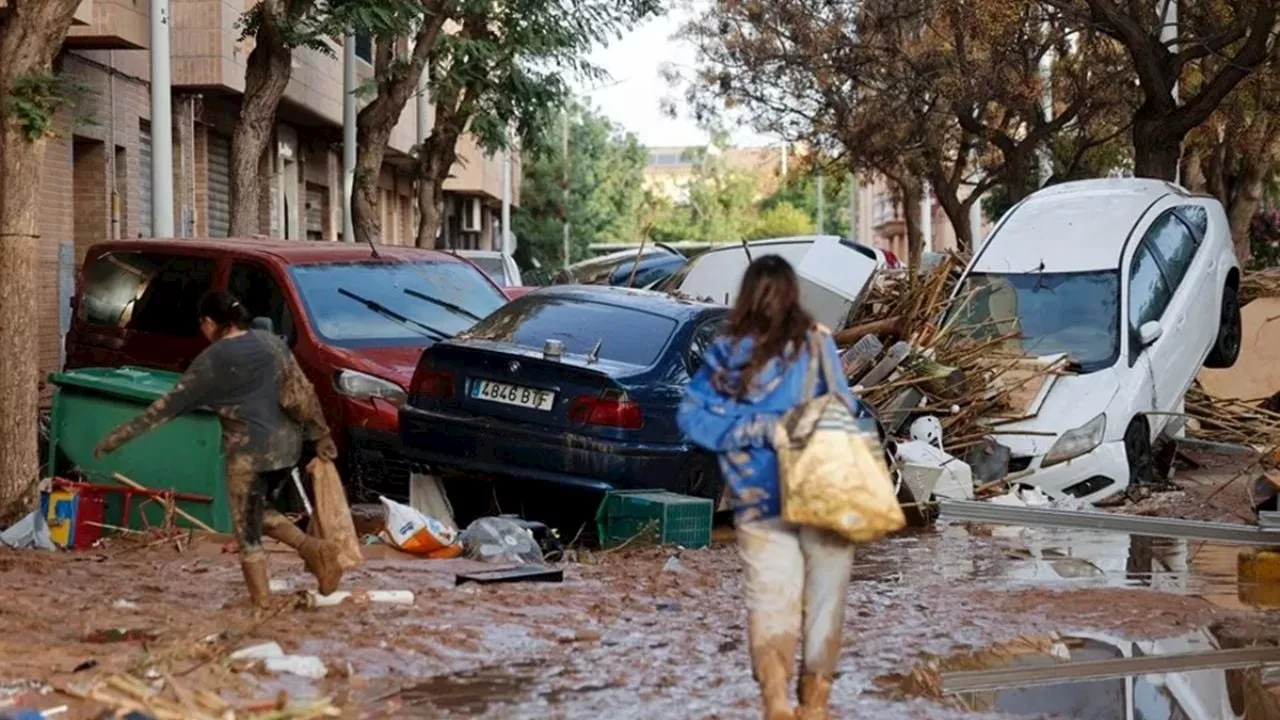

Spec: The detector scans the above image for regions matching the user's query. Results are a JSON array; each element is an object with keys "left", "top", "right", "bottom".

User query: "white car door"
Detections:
[{"left": 1126, "top": 210, "right": 1203, "bottom": 429}]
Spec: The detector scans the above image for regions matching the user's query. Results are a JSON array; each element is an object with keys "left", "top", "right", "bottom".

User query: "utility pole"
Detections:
[
  {"left": 561, "top": 109, "right": 570, "bottom": 269},
  {"left": 342, "top": 35, "right": 357, "bottom": 242},
  {"left": 1162, "top": 0, "right": 1181, "bottom": 184},
  {"left": 816, "top": 170, "right": 825, "bottom": 235},
  {"left": 848, "top": 173, "right": 859, "bottom": 243},
  {"left": 1038, "top": 18, "right": 1055, "bottom": 188},
  {"left": 149, "top": 0, "right": 174, "bottom": 237},
  {"left": 920, "top": 181, "right": 933, "bottom": 253}
]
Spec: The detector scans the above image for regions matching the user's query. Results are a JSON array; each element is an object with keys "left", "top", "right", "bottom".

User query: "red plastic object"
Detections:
[{"left": 72, "top": 486, "right": 106, "bottom": 549}]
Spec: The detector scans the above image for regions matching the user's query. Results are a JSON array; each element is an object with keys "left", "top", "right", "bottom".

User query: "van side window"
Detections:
[
  {"left": 79, "top": 252, "right": 215, "bottom": 336},
  {"left": 229, "top": 262, "right": 295, "bottom": 342}
]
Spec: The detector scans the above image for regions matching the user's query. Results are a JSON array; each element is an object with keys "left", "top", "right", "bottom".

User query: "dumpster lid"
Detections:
[{"left": 49, "top": 366, "right": 184, "bottom": 404}]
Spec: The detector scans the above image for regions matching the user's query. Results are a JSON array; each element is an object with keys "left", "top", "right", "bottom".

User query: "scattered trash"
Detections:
[
  {"left": 304, "top": 590, "right": 415, "bottom": 608},
  {"left": 459, "top": 517, "right": 543, "bottom": 565},
  {"left": 71, "top": 660, "right": 97, "bottom": 673},
  {"left": 229, "top": 642, "right": 285, "bottom": 662},
  {"left": 987, "top": 486, "right": 1053, "bottom": 507},
  {"left": 897, "top": 440, "right": 974, "bottom": 501},
  {"left": 83, "top": 628, "right": 159, "bottom": 644},
  {"left": 498, "top": 515, "right": 564, "bottom": 562},
  {"left": 228, "top": 642, "right": 328, "bottom": 680},
  {"left": 662, "top": 556, "right": 688, "bottom": 574},
  {"left": 455, "top": 566, "right": 564, "bottom": 586},
  {"left": 379, "top": 496, "right": 460, "bottom": 556},
  {"left": 268, "top": 578, "right": 294, "bottom": 593},
  {"left": 112, "top": 599, "right": 139, "bottom": 610},
  {"left": 656, "top": 602, "right": 682, "bottom": 612},
  {"left": 263, "top": 655, "right": 327, "bottom": 680},
  {"left": 409, "top": 472, "right": 456, "bottom": 530},
  {"left": 76, "top": 672, "right": 340, "bottom": 718},
  {"left": 0, "top": 510, "right": 56, "bottom": 551}
]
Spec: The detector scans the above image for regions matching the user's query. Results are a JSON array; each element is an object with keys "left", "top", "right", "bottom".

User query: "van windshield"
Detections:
[
  {"left": 290, "top": 261, "right": 506, "bottom": 346},
  {"left": 950, "top": 271, "right": 1121, "bottom": 373}
]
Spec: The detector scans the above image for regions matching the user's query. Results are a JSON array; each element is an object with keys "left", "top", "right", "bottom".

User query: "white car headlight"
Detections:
[
  {"left": 334, "top": 369, "right": 407, "bottom": 407},
  {"left": 1041, "top": 414, "right": 1106, "bottom": 468}
]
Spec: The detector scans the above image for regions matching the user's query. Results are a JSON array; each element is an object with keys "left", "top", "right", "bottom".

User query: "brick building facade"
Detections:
[{"left": 34, "top": 0, "right": 520, "bottom": 387}]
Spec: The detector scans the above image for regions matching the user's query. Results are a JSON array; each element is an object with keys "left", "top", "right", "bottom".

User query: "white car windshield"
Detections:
[{"left": 951, "top": 271, "right": 1121, "bottom": 373}]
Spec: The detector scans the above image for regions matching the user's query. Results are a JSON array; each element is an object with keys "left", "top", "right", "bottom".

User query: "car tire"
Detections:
[
  {"left": 1205, "top": 283, "right": 1242, "bottom": 369},
  {"left": 1124, "top": 418, "right": 1155, "bottom": 487}
]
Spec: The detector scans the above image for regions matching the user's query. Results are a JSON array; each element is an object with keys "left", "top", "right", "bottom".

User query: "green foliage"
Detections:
[
  {"left": 751, "top": 201, "right": 815, "bottom": 239},
  {"left": 648, "top": 154, "right": 760, "bottom": 244},
  {"left": 430, "top": 0, "right": 662, "bottom": 158},
  {"left": 762, "top": 173, "right": 851, "bottom": 239},
  {"left": 4, "top": 73, "right": 81, "bottom": 142},
  {"left": 235, "top": 0, "right": 423, "bottom": 55},
  {"left": 513, "top": 104, "right": 649, "bottom": 269},
  {"left": 1249, "top": 209, "right": 1280, "bottom": 269}
]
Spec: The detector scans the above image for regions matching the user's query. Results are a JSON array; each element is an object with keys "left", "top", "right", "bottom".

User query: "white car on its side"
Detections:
[{"left": 948, "top": 178, "right": 1242, "bottom": 504}]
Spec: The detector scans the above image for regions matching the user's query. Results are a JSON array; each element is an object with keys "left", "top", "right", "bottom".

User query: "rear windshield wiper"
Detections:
[
  {"left": 402, "top": 288, "right": 483, "bottom": 323},
  {"left": 337, "top": 288, "right": 449, "bottom": 340}
]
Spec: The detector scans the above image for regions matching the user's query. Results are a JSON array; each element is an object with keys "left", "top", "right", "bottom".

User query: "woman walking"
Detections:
[
  {"left": 679, "top": 256, "right": 872, "bottom": 720},
  {"left": 95, "top": 291, "right": 344, "bottom": 608}
]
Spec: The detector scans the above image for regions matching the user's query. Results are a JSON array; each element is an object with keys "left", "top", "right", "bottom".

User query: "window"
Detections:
[
  {"left": 467, "top": 295, "right": 680, "bottom": 367},
  {"left": 1128, "top": 242, "right": 1172, "bottom": 357},
  {"left": 229, "top": 262, "right": 295, "bottom": 342},
  {"left": 686, "top": 318, "right": 726, "bottom": 374},
  {"left": 1144, "top": 212, "right": 1197, "bottom": 290},
  {"left": 354, "top": 35, "right": 373, "bottom": 63},
  {"left": 1177, "top": 205, "right": 1209, "bottom": 238},
  {"left": 79, "top": 252, "right": 215, "bottom": 336},
  {"left": 289, "top": 260, "right": 507, "bottom": 346}
]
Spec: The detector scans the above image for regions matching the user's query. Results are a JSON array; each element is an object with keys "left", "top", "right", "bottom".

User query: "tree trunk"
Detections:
[
  {"left": 899, "top": 178, "right": 924, "bottom": 270},
  {"left": 0, "top": 0, "right": 86, "bottom": 526},
  {"left": 1002, "top": 150, "right": 1040, "bottom": 206},
  {"left": 929, "top": 173, "right": 973, "bottom": 252},
  {"left": 229, "top": 3, "right": 293, "bottom": 237},
  {"left": 1227, "top": 165, "right": 1266, "bottom": 265},
  {"left": 1131, "top": 110, "right": 1183, "bottom": 181},
  {"left": 352, "top": 18, "right": 445, "bottom": 248},
  {"left": 415, "top": 151, "right": 452, "bottom": 247}
]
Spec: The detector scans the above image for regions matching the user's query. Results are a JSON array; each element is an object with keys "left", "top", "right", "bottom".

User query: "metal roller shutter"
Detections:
[
  {"left": 207, "top": 133, "right": 232, "bottom": 237},
  {"left": 139, "top": 126, "right": 152, "bottom": 238}
]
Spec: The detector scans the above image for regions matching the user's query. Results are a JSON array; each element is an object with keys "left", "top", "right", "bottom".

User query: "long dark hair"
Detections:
[
  {"left": 198, "top": 290, "right": 250, "bottom": 335},
  {"left": 722, "top": 255, "right": 813, "bottom": 397}
]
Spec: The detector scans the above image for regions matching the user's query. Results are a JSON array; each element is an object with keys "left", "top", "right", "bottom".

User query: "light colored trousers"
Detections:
[{"left": 738, "top": 518, "right": 856, "bottom": 680}]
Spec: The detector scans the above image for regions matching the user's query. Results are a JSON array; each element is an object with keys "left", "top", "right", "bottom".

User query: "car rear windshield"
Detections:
[
  {"left": 289, "top": 260, "right": 507, "bottom": 346},
  {"left": 951, "top": 270, "right": 1121, "bottom": 373},
  {"left": 467, "top": 256, "right": 508, "bottom": 285},
  {"left": 464, "top": 295, "right": 679, "bottom": 367}
]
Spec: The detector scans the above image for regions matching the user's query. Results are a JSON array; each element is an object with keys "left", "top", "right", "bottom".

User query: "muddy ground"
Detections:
[{"left": 4, "top": 466, "right": 1280, "bottom": 719}]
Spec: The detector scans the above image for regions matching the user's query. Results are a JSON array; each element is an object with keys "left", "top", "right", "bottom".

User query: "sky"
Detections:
[{"left": 574, "top": 7, "right": 777, "bottom": 150}]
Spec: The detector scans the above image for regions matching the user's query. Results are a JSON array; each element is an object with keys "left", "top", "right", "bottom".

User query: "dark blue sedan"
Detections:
[{"left": 399, "top": 285, "right": 729, "bottom": 500}]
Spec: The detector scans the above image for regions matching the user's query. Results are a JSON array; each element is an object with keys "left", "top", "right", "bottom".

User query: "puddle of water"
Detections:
[
  {"left": 857, "top": 522, "right": 1280, "bottom": 611},
  {"left": 389, "top": 661, "right": 620, "bottom": 717},
  {"left": 878, "top": 628, "right": 1280, "bottom": 719}
]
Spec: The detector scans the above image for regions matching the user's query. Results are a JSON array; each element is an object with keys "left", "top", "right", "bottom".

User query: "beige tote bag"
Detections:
[{"left": 773, "top": 332, "right": 906, "bottom": 543}]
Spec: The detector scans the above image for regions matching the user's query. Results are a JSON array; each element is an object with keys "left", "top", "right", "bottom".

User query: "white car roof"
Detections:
[{"left": 973, "top": 179, "right": 1189, "bottom": 274}]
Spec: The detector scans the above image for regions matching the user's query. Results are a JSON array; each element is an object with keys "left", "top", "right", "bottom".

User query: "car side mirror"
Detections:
[{"left": 1138, "top": 320, "right": 1163, "bottom": 348}]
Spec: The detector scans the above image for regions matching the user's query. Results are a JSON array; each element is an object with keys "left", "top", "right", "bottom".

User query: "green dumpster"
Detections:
[{"left": 47, "top": 366, "right": 231, "bottom": 534}]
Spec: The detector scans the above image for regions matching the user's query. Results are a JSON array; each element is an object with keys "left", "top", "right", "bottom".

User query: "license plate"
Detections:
[{"left": 470, "top": 379, "right": 555, "bottom": 411}]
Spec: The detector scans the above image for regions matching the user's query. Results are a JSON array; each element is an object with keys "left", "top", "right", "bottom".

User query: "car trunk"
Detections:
[{"left": 417, "top": 340, "right": 648, "bottom": 436}]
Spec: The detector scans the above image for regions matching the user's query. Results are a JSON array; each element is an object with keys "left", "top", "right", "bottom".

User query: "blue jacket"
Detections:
[{"left": 677, "top": 331, "right": 874, "bottom": 523}]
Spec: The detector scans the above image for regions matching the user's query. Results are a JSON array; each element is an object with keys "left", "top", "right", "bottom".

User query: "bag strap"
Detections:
[
  {"left": 814, "top": 330, "right": 843, "bottom": 396},
  {"left": 800, "top": 333, "right": 822, "bottom": 402}
]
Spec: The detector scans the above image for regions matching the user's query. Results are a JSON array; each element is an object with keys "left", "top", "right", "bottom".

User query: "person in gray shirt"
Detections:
[{"left": 96, "top": 291, "right": 342, "bottom": 609}]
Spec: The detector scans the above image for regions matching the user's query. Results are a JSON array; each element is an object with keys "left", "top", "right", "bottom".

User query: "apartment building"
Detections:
[
  {"left": 33, "top": 0, "right": 519, "bottom": 385},
  {"left": 855, "top": 174, "right": 989, "bottom": 259},
  {"left": 643, "top": 145, "right": 785, "bottom": 203}
]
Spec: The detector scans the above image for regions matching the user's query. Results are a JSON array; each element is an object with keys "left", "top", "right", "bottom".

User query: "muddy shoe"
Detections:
[
  {"left": 756, "top": 650, "right": 796, "bottom": 720},
  {"left": 240, "top": 553, "right": 272, "bottom": 610},
  {"left": 297, "top": 537, "right": 344, "bottom": 596},
  {"left": 797, "top": 674, "right": 832, "bottom": 720}
]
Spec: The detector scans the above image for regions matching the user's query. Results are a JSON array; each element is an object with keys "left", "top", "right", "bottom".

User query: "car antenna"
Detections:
[{"left": 586, "top": 338, "right": 603, "bottom": 364}]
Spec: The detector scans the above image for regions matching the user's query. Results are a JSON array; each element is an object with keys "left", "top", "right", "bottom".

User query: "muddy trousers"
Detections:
[
  {"left": 226, "top": 466, "right": 294, "bottom": 556},
  {"left": 738, "top": 518, "right": 855, "bottom": 720}
]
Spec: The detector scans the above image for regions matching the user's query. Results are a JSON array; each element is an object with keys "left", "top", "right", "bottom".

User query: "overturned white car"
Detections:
[{"left": 949, "top": 179, "right": 1242, "bottom": 504}]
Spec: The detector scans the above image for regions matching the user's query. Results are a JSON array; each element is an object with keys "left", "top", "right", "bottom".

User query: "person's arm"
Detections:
[
  {"left": 678, "top": 359, "right": 780, "bottom": 452},
  {"left": 94, "top": 351, "right": 218, "bottom": 457},
  {"left": 273, "top": 338, "right": 338, "bottom": 460}
]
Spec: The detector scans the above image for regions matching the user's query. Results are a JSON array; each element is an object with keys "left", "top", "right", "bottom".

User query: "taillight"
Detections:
[
  {"left": 568, "top": 393, "right": 643, "bottom": 429},
  {"left": 410, "top": 368, "right": 455, "bottom": 399},
  {"left": 883, "top": 250, "right": 901, "bottom": 268}
]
